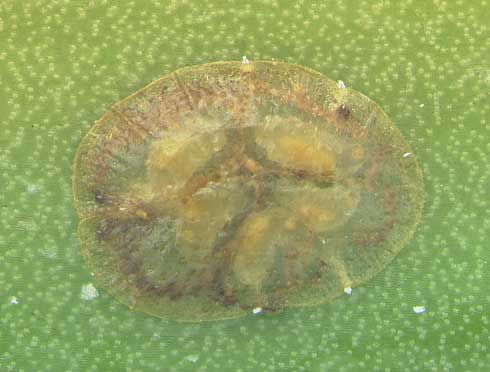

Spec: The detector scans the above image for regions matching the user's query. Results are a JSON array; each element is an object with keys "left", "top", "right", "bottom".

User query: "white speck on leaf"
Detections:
[
  {"left": 26, "top": 184, "right": 40, "bottom": 194},
  {"left": 337, "top": 80, "right": 346, "bottom": 89},
  {"left": 184, "top": 354, "right": 199, "bottom": 363},
  {"left": 419, "top": 103, "right": 425, "bottom": 108},
  {"left": 344, "top": 287, "right": 353, "bottom": 295},
  {"left": 242, "top": 56, "right": 250, "bottom": 64},
  {"left": 41, "top": 246, "right": 58, "bottom": 259},
  {"left": 10, "top": 296, "right": 18, "bottom": 305},
  {"left": 403, "top": 152, "right": 413, "bottom": 158},
  {"left": 81, "top": 283, "right": 99, "bottom": 300},
  {"left": 252, "top": 307, "right": 263, "bottom": 315},
  {"left": 413, "top": 306, "right": 426, "bottom": 314}
]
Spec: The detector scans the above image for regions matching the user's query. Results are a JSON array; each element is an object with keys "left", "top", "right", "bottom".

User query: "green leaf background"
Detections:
[{"left": 0, "top": 0, "right": 489, "bottom": 371}]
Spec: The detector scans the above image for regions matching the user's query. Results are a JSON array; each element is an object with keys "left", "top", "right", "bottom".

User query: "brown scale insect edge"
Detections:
[{"left": 110, "top": 106, "right": 158, "bottom": 139}]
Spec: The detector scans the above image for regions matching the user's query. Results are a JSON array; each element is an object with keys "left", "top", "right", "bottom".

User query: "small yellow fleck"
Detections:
[
  {"left": 244, "top": 158, "right": 260, "bottom": 173},
  {"left": 134, "top": 209, "right": 148, "bottom": 219},
  {"left": 240, "top": 63, "right": 254, "bottom": 73},
  {"left": 285, "top": 216, "right": 297, "bottom": 230},
  {"left": 182, "top": 229, "right": 194, "bottom": 240}
]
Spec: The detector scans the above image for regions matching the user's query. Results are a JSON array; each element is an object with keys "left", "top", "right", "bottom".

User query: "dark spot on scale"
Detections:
[
  {"left": 94, "top": 190, "right": 106, "bottom": 204},
  {"left": 120, "top": 254, "right": 141, "bottom": 276},
  {"left": 164, "top": 281, "right": 184, "bottom": 300},
  {"left": 95, "top": 219, "right": 115, "bottom": 240},
  {"left": 295, "top": 169, "right": 306, "bottom": 180},
  {"left": 337, "top": 104, "right": 351, "bottom": 120}
]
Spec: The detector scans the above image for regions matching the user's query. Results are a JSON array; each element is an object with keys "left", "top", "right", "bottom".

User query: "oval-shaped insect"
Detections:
[{"left": 72, "top": 60, "right": 424, "bottom": 322}]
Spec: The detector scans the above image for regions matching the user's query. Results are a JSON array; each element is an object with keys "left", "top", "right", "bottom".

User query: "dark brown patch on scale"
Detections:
[
  {"left": 94, "top": 190, "right": 107, "bottom": 204},
  {"left": 337, "top": 104, "right": 351, "bottom": 121}
]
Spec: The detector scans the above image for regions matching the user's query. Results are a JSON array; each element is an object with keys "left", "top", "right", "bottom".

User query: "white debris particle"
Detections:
[
  {"left": 321, "top": 239, "right": 326, "bottom": 244},
  {"left": 26, "top": 184, "right": 40, "bottom": 194},
  {"left": 413, "top": 306, "right": 426, "bottom": 314},
  {"left": 419, "top": 103, "right": 425, "bottom": 107},
  {"left": 80, "top": 283, "right": 99, "bottom": 300},
  {"left": 403, "top": 152, "right": 413, "bottom": 158},
  {"left": 40, "top": 246, "right": 58, "bottom": 259},
  {"left": 10, "top": 296, "right": 18, "bottom": 305},
  {"left": 343, "top": 287, "right": 353, "bottom": 295},
  {"left": 337, "top": 80, "right": 346, "bottom": 89},
  {"left": 242, "top": 56, "right": 250, "bottom": 64},
  {"left": 252, "top": 307, "right": 263, "bottom": 315},
  {"left": 184, "top": 354, "right": 199, "bottom": 363}
]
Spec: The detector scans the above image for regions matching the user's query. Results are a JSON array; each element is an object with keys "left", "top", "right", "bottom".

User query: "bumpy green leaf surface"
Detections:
[{"left": 0, "top": 0, "right": 489, "bottom": 371}]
